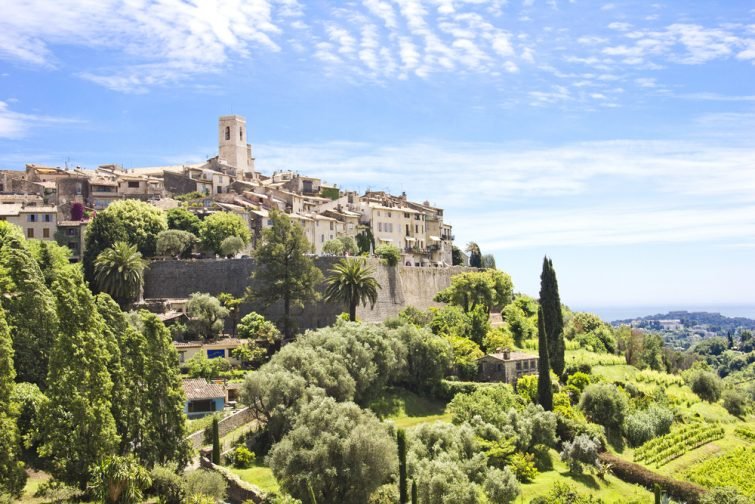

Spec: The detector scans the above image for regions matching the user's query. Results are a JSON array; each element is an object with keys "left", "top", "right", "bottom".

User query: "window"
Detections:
[
  {"left": 415, "top": 224, "right": 418, "bottom": 233},
  {"left": 27, "top": 228, "right": 34, "bottom": 238},
  {"left": 27, "top": 214, "right": 37, "bottom": 222},
  {"left": 188, "top": 399, "right": 216, "bottom": 414},
  {"left": 516, "top": 362, "right": 521, "bottom": 370},
  {"left": 43, "top": 228, "right": 50, "bottom": 238},
  {"left": 378, "top": 222, "right": 383, "bottom": 232},
  {"left": 321, "top": 234, "right": 324, "bottom": 243},
  {"left": 329, "top": 222, "right": 333, "bottom": 230},
  {"left": 179, "top": 351, "right": 185, "bottom": 363},
  {"left": 387, "top": 212, "right": 392, "bottom": 218},
  {"left": 67, "top": 228, "right": 76, "bottom": 236},
  {"left": 240, "top": 127, "right": 243, "bottom": 140},
  {"left": 44, "top": 214, "right": 52, "bottom": 222},
  {"left": 207, "top": 349, "right": 225, "bottom": 359},
  {"left": 225, "top": 126, "right": 230, "bottom": 140},
  {"left": 404, "top": 213, "right": 409, "bottom": 218},
  {"left": 127, "top": 181, "right": 140, "bottom": 188}
]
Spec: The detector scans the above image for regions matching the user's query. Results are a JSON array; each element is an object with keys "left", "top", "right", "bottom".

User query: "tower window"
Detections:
[
  {"left": 240, "top": 127, "right": 243, "bottom": 141},
  {"left": 225, "top": 126, "right": 230, "bottom": 141}
]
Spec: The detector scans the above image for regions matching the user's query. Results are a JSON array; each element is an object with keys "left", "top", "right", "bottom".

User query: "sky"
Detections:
[{"left": 1, "top": 0, "right": 754, "bottom": 314}]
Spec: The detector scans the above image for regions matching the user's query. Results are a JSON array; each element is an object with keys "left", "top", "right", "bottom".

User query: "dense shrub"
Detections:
[
  {"left": 699, "top": 487, "right": 752, "bottom": 504},
  {"left": 149, "top": 465, "right": 187, "bottom": 504},
  {"left": 722, "top": 389, "right": 748, "bottom": 416},
  {"left": 482, "top": 466, "right": 520, "bottom": 503},
  {"left": 623, "top": 405, "right": 674, "bottom": 447},
  {"left": 184, "top": 470, "right": 227, "bottom": 503},
  {"left": 560, "top": 434, "right": 600, "bottom": 474},
  {"left": 230, "top": 446, "right": 256, "bottom": 469},
  {"left": 686, "top": 369, "right": 723, "bottom": 402},
  {"left": 509, "top": 453, "right": 538, "bottom": 482},
  {"left": 579, "top": 383, "right": 628, "bottom": 430},
  {"left": 374, "top": 244, "right": 401, "bottom": 266}
]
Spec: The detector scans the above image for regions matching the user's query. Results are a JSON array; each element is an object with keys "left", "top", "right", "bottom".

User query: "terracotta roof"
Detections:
[
  {"left": 481, "top": 351, "right": 538, "bottom": 362},
  {"left": 182, "top": 379, "right": 226, "bottom": 400}
]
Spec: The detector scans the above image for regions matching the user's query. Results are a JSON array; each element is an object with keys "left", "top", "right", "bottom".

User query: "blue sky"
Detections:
[{"left": 1, "top": 0, "right": 754, "bottom": 313}]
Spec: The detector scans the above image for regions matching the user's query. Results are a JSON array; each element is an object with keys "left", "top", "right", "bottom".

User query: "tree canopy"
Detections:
[
  {"left": 199, "top": 212, "right": 250, "bottom": 255},
  {"left": 434, "top": 269, "right": 513, "bottom": 314},
  {"left": 324, "top": 258, "right": 381, "bottom": 321},
  {"left": 94, "top": 242, "right": 148, "bottom": 308},
  {"left": 249, "top": 210, "right": 323, "bottom": 337},
  {"left": 539, "top": 257, "right": 565, "bottom": 375}
]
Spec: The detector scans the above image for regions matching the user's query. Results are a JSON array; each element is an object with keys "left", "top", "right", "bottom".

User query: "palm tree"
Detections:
[
  {"left": 324, "top": 258, "right": 381, "bottom": 322},
  {"left": 94, "top": 241, "right": 148, "bottom": 308}
]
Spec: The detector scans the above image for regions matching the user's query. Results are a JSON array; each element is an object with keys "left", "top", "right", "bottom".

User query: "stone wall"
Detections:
[
  {"left": 185, "top": 407, "right": 255, "bottom": 449},
  {"left": 144, "top": 257, "right": 472, "bottom": 329},
  {"left": 199, "top": 456, "right": 265, "bottom": 504}
]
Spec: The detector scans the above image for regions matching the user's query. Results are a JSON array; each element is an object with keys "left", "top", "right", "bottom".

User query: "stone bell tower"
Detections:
[{"left": 218, "top": 115, "right": 255, "bottom": 178}]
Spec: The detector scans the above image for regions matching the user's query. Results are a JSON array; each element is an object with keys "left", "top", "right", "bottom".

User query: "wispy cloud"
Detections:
[{"left": 0, "top": 101, "right": 80, "bottom": 139}]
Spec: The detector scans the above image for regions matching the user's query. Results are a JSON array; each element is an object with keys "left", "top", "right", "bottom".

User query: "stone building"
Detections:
[{"left": 477, "top": 348, "right": 539, "bottom": 384}]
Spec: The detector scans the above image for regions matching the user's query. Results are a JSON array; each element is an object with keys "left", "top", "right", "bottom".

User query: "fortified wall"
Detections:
[{"left": 143, "top": 257, "right": 472, "bottom": 329}]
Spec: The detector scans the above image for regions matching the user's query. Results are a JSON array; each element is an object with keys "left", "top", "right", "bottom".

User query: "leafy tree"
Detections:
[
  {"left": 560, "top": 434, "right": 600, "bottom": 474},
  {"left": 10, "top": 382, "right": 47, "bottom": 466},
  {"left": 448, "top": 384, "right": 525, "bottom": 427},
  {"left": 250, "top": 210, "right": 323, "bottom": 337},
  {"left": 322, "top": 238, "right": 345, "bottom": 256},
  {"left": 482, "top": 466, "right": 520, "bottom": 503},
  {"left": 269, "top": 396, "right": 397, "bottom": 504},
  {"left": 356, "top": 228, "right": 375, "bottom": 255},
  {"left": 640, "top": 333, "right": 665, "bottom": 371},
  {"left": 503, "top": 301, "right": 537, "bottom": 347},
  {"left": 240, "top": 367, "right": 309, "bottom": 443},
  {"left": 722, "top": 389, "right": 748, "bottom": 416},
  {"left": 397, "top": 325, "right": 453, "bottom": 393},
  {"left": 137, "top": 312, "right": 190, "bottom": 467},
  {"left": 95, "top": 242, "right": 148, "bottom": 308},
  {"left": 451, "top": 246, "right": 464, "bottom": 266},
  {"left": 445, "top": 334, "right": 484, "bottom": 380},
  {"left": 231, "top": 341, "right": 269, "bottom": 369},
  {"left": 579, "top": 383, "right": 628, "bottom": 430},
  {"left": 623, "top": 405, "right": 674, "bottom": 447},
  {"left": 186, "top": 353, "right": 230, "bottom": 380},
  {"left": 0, "top": 306, "right": 27, "bottom": 498},
  {"left": 398, "top": 306, "right": 434, "bottom": 328},
  {"left": 435, "top": 269, "right": 513, "bottom": 314},
  {"left": 149, "top": 465, "right": 187, "bottom": 504},
  {"left": 539, "top": 256, "right": 565, "bottom": 375},
  {"left": 324, "top": 258, "right": 381, "bottom": 321},
  {"left": 374, "top": 243, "right": 401, "bottom": 266},
  {"left": 517, "top": 374, "right": 539, "bottom": 403},
  {"left": 27, "top": 239, "right": 71, "bottom": 287},
  {"left": 199, "top": 212, "right": 251, "bottom": 255},
  {"left": 156, "top": 230, "right": 197, "bottom": 258},
  {"left": 686, "top": 369, "right": 723, "bottom": 402},
  {"left": 217, "top": 293, "right": 243, "bottom": 337},
  {"left": 89, "top": 455, "right": 151, "bottom": 504},
  {"left": 0, "top": 222, "right": 59, "bottom": 387},
  {"left": 220, "top": 236, "right": 245, "bottom": 258},
  {"left": 465, "top": 242, "right": 482, "bottom": 268},
  {"left": 187, "top": 293, "right": 229, "bottom": 340},
  {"left": 338, "top": 236, "right": 359, "bottom": 255},
  {"left": 83, "top": 211, "right": 129, "bottom": 286},
  {"left": 480, "top": 254, "right": 496, "bottom": 269},
  {"left": 40, "top": 267, "right": 119, "bottom": 488},
  {"left": 102, "top": 199, "right": 167, "bottom": 257},
  {"left": 166, "top": 207, "right": 201, "bottom": 236},
  {"left": 538, "top": 307, "right": 553, "bottom": 411},
  {"left": 237, "top": 311, "right": 280, "bottom": 342},
  {"left": 398, "top": 429, "right": 408, "bottom": 504},
  {"left": 429, "top": 305, "right": 472, "bottom": 338}
]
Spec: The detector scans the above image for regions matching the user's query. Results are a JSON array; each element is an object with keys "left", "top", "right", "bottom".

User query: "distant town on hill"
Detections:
[{"left": 612, "top": 310, "right": 755, "bottom": 335}]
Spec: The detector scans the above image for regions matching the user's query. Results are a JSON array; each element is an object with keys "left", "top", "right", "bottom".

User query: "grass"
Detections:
[
  {"left": 229, "top": 460, "right": 280, "bottom": 493},
  {"left": 517, "top": 450, "right": 652, "bottom": 504},
  {"left": 18, "top": 470, "right": 51, "bottom": 503},
  {"left": 369, "top": 387, "right": 452, "bottom": 429}
]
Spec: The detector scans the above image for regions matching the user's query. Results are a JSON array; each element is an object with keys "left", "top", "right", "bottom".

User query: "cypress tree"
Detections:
[
  {"left": 411, "top": 479, "right": 418, "bottom": 504},
  {"left": 398, "top": 429, "right": 408, "bottom": 503},
  {"left": 211, "top": 417, "right": 220, "bottom": 465},
  {"left": 537, "top": 307, "right": 553, "bottom": 411},
  {"left": 0, "top": 305, "right": 27, "bottom": 498},
  {"left": 539, "top": 257, "right": 565, "bottom": 375}
]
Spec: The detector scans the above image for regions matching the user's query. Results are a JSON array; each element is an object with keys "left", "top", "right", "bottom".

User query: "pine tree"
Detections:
[
  {"left": 0, "top": 305, "right": 27, "bottom": 498},
  {"left": 211, "top": 417, "right": 220, "bottom": 465},
  {"left": 398, "top": 429, "right": 408, "bottom": 503},
  {"left": 539, "top": 257, "right": 565, "bottom": 375},
  {"left": 39, "top": 267, "right": 119, "bottom": 488},
  {"left": 411, "top": 479, "right": 418, "bottom": 504},
  {"left": 0, "top": 224, "right": 59, "bottom": 388},
  {"left": 139, "top": 312, "right": 190, "bottom": 467},
  {"left": 537, "top": 307, "right": 553, "bottom": 411}
]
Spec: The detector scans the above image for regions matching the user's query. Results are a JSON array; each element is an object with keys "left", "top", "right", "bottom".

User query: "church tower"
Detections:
[{"left": 218, "top": 115, "right": 255, "bottom": 178}]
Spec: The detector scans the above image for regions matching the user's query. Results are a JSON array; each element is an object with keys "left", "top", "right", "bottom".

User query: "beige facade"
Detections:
[
  {"left": 57, "top": 220, "right": 89, "bottom": 262},
  {"left": 175, "top": 338, "right": 244, "bottom": 366},
  {"left": 477, "top": 349, "right": 539, "bottom": 384},
  {"left": 0, "top": 205, "right": 58, "bottom": 240}
]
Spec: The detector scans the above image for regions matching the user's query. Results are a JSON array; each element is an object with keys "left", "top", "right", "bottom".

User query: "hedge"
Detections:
[{"left": 598, "top": 452, "right": 706, "bottom": 504}]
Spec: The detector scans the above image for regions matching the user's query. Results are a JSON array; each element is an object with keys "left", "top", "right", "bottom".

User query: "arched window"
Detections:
[
  {"left": 240, "top": 127, "right": 244, "bottom": 141},
  {"left": 225, "top": 126, "right": 230, "bottom": 141}
]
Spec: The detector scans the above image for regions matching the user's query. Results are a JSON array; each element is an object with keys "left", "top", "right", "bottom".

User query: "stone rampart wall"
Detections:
[{"left": 144, "top": 257, "right": 473, "bottom": 329}]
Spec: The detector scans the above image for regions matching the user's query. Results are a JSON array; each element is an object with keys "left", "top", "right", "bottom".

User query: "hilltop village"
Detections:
[
  {"left": 0, "top": 116, "right": 753, "bottom": 504},
  {"left": 0, "top": 115, "right": 456, "bottom": 267}
]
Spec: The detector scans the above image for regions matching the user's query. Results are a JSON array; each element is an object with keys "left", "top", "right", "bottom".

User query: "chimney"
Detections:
[{"left": 503, "top": 348, "right": 511, "bottom": 360}]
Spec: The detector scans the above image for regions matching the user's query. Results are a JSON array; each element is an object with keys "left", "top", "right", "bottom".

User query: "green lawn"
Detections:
[
  {"left": 370, "top": 387, "right": 452, "bottom": 429},
  {"left": 229, "top": 461, "right": 280, "bottom": 493},
  {"left": 18, "top": 470, "right": 51, "bottom": 503},
  {"left": 517, "top": 450, "right": 652, "bottom": 504}
]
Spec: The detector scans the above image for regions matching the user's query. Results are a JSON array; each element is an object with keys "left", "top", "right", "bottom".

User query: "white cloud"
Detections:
[{"left": 0, "top": 101, "right": 80, "bottom": 138}]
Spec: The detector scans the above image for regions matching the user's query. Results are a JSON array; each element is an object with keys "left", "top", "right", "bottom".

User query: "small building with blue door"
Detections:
[{"left": 182, "top": 378, "right": 226, "bottom": 418}]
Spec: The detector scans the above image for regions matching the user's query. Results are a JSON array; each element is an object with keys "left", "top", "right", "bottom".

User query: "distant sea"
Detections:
[{"left": 573, "top": 305, "right": 755, "bottom": 323}]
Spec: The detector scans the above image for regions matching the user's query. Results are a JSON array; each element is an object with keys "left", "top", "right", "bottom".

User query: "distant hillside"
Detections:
[{"left": 612, "top": 310, "right": 755, "bottom": 333}]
